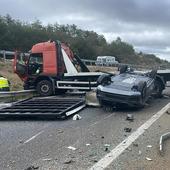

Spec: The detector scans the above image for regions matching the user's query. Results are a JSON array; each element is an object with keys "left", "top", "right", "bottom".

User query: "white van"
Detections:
[{"left": 95, "top": 56, "right": 118, "bottom": 66}]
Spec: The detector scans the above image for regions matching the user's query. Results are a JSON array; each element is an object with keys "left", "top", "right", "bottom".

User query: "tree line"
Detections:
[{"left": 0, "top": 14, "right": 169, "bottom": 67}]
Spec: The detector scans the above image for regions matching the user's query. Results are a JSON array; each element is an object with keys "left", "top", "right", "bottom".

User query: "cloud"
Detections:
[{"left": 0, "top": 0, "right": 170, "bottom": 60}]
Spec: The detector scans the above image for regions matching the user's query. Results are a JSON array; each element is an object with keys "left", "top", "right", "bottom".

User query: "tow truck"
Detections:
[{"left": 13, "top": 40, "right": 104, "bottom": 96}]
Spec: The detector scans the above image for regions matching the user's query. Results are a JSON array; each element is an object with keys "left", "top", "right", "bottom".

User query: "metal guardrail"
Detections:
[
  {"left": 1, "top": 50, "right": 170, "bottom": 70},
  {"left": 0, "top": 90, "right": 36, "bottom": 101}
]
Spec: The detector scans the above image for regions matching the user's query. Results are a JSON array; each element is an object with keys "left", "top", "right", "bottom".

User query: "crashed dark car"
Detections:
[{"left": 97, "top": 66, "right": 165, "bottom": 108}]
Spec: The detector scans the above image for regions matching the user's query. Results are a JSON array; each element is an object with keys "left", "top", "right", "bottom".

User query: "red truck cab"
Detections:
[{"left": 14, "top": 40, "right": 103, "bottom": 96}]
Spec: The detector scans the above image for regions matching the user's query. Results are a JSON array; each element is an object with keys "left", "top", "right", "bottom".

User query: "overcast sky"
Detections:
[{"left": 1, "top": 0, "right": 170, "bottom": 60}]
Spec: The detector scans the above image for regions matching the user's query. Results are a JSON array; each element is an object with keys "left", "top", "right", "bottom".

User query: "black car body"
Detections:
[{"left": 97, "top": 70, "right": 165, "bottom": 107}]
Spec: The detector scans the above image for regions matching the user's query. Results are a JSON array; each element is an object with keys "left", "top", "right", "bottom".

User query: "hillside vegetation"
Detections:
[{"left": 0, "top": 14, "right": 170, "bottom": 68}]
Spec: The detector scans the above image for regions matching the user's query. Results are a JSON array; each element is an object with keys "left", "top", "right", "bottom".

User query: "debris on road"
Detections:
[
  {"left": 159, "top": 132, "right": 170, "bottom": 154},
  {"left": 19, "top": 139, "right": 24, "bottom": 144},
  {"left": 145, "top": 157, "right": 152, "bottom": 161},
  {"left": 166, "top": 108, "right": 170, "bottom": 115},
  {"left": 67, "top": 146, "right": 77, "bottom": 151},
  {"left": 126, "top": 114, "right": 134, "bottom": 121},
  {"left": 85, "top": 91, "right": 100, "bottom": 107},
  {"left": 104, "top": 144, "right": 110, "bottom": 151},
  {"left": 42, "top": 158, "right": 52, "bottom": 161},
  {"left": 138, "top": 150, "right": 142, "bottom": 155},
  {"left": 124, "top": 127, "right": 132, "bottom": 133},
  {"left": 63, "top": 158, "right": 75, "bottom": 164},
  {"left": 73, "top": 114, "right": 82, "bottom": 120},
  {"left": 25, "top": 165, "right": 39, "bottom": 170},
  {"left": 133, "top": 143, "right": 138, "bottom": 147},
  {"left": 57, "top": 129, "right": 64, "bottom": 134},
  {"left": 86, "top": 143, "right": 91, "bottom": 146}
]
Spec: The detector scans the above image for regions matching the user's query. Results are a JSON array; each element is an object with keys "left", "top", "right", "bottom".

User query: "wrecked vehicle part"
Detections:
[
  {"left": 159, "top": 132, "right": 170, "bottom": 154},
  {"left": 97, "top": 69, "right": 164, "bottom": 108},
  {"left": 85, "top": 91, "right": 100, "bottom": 107}
]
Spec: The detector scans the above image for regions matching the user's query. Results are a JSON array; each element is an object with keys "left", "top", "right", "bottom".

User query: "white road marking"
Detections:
[
  {"left": 24, "top": 131, "right": 44, "bottom": 144},
  {"left": 89, "top": 103, "right": 170, "bottom": 170}
]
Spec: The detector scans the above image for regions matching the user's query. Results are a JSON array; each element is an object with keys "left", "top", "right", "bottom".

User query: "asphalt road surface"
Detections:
[{"left": 0, "top": 89, "right": 170, "bottom": 170}]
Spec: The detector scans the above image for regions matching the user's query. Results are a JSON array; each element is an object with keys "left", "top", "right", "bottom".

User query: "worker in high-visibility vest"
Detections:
[{"left": 0, "top": 75, "right": 10, "bottom": 91}]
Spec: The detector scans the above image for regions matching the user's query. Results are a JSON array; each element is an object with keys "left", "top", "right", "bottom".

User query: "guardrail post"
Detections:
[{"left": 3, "top": 50, "right": 6, "bottom": 62}]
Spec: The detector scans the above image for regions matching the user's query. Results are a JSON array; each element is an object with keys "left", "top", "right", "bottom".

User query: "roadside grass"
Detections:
[{"left": 0, "top": 60, "right": 23, "bottom": 91}]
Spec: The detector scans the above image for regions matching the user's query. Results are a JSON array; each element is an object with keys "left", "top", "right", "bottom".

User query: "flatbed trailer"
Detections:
[{"left": 0, "top": 96, "right": 85, "bottom": 119}]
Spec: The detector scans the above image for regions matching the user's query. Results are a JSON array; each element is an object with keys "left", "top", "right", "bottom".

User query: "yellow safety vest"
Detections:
[{"left": 0, "top": 77, "right": 9, "bottom": 89}]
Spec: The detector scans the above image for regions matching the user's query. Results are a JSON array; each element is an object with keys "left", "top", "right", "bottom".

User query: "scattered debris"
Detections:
[
  {"left": 159, "top": 132, "right": 170, "bottom": 154},
  {"left": 138, "top": 150, "right": 142, "bottom": 155},
  {"left": 67, "top": 146, "right": 77, "bottom": 151},
  {"left": 72, "top": 114, "right": 82, "bottom": 120},
  {"left": 104, "top": 144, "right": 110, "bottom": 152},
  {"left": 85, "top": 91, "right": 100, "bottom": 107},
  {"left": 166, "top": 108, "right": 170, "bottom": 114},
  {"left": 57, "top": 129, "right": 64, "bottom": 134},
  {"left": 19, "top": 139, "right": 24, "bottom": 144},
  {"left": 42, "top": 158, "right": 52, "bottom": 161},
  {"left": 25, "top": 165, "right": 39, "bottom": 170},
  {"left": 145, "top": 157, "right": 152, "bottom": 161},
  {"left": 63, "top": 158, "right": 74, "bottom": 164},
  {"left": 133, "top": 143, "right": 138, "bottom": 147},
  {"left": 86, "top": 143, "right": 91, "bottom": 146},
  {"left": 93, "top": 159, "right": 98, "bottom": 163},
  {"left": 126, "top": 148, "right": 132, "bottom": 151},
  {"left": 147, "top": 145, "right": 152, "bottom": 148},
  {"left": 124, "top": 127, "right": 132, "bottom": 133},
  {"left": 126, "top": 114, "right": 134, "bottom": 121}
]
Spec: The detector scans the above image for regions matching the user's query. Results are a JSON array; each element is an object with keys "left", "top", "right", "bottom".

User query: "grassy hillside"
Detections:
[{"left": 0, "top": 60, "right": 23, "bottom": 91}]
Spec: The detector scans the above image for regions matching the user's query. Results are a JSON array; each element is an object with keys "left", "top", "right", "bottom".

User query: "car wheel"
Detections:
[
  {"left": 153, "top": 80, "right": 163, "bottom": 98},
  {"left": 36, "top": 80, "right": 53, "bottom": 96},
  {"left": 119, "top": 65, "right": 128, "bottom": 74},
  {"left": 97, "top": 74, "right": 111, "bottom": 85},
  {"left": 149, "top": 69, "right": 157, "bottom": 79},
  {"left": 138, "top": 81, "right": 147, "bottom": 104}
]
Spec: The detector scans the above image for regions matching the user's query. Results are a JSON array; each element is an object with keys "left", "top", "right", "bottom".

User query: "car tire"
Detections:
[
  {"left": 36, "top": 80, "right": 53, "bottom": 96},
  {"left": 138, "top": 81, "right": 147, "bottom": 104},
  {"left": 153, "top": 80, "right": 164, "bottom": 98},
  {"left": 149, "top": 69, "right": 157, "bottom": 79},
  {"left": 97, "top": 74, "right": 111, "bottom": 85},
  {"left": 119, "top": 65, "right": 128, "bottom": 74}
]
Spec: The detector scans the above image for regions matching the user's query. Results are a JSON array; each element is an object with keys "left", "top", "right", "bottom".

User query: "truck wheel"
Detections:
[
  {"left": 36, "top": 80, "right": 53, "bottom": 96},
  {"left": 153, "top": 80, "right": 163, "bottom": 98},
  {"left": 97, "top": 74, "right": 111, "bottom": 85}
]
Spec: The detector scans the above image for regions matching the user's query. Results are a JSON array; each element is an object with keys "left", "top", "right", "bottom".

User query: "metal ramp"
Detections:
[{"left": 0, "top": 96, "right": 85, "bottom": 119}]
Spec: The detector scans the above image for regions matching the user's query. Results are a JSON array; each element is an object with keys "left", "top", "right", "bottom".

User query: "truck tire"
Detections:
[
  {"left": 36, "top": 80, "right": 53, "bottom": 96},
  {"left": 97, "top": 74, "right": 111, "bottom": 85}
]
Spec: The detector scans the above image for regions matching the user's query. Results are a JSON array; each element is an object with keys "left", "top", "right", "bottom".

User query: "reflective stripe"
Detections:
[{"left": 0, "top": 77, "right": 9, "bottom": 88}]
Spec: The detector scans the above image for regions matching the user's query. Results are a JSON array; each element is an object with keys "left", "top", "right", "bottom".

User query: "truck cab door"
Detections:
[{"left": 13, "top": 52, "right": 28, "bottom": 81}]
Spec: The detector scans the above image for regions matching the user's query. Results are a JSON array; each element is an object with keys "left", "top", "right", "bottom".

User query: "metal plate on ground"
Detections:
[{"left": 0, "top": 96, "right": 85, "bottom": 119}]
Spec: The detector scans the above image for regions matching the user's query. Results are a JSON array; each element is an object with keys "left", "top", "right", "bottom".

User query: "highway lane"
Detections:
[{"left": 0, "top": 92, "right": 170, "bottom": 169}]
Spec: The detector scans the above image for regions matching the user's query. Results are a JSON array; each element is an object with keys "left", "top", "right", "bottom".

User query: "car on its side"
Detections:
[{"left": 96, "top": 66, "right": 165, "bottom": 108}]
